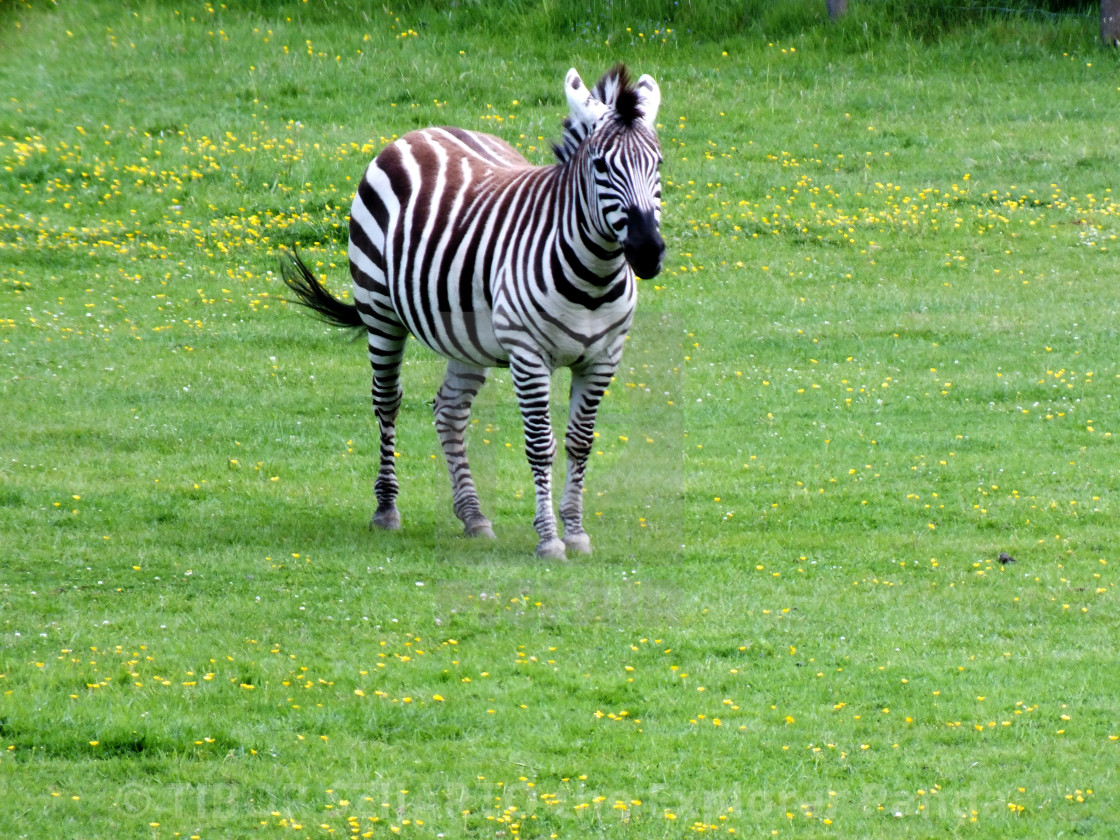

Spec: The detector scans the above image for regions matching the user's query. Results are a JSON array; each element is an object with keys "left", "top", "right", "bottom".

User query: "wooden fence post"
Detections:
[{"left": 1104, "top": 0, "right": 1120, "bottom": 46}]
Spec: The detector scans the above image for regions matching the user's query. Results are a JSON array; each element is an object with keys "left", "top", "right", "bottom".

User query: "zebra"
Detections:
[{"left": 280, "top": 64, "right": 664, "bottom": 559}]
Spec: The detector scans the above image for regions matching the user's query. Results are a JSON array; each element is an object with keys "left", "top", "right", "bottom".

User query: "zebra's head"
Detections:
[{"left": 563, "top": 66, "right": 665, "bottom": 280}]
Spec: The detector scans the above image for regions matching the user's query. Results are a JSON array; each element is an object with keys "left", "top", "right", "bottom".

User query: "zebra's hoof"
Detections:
[
  {"left": 371, "top": 507, "right": 401, "bottom": 531},
  {"left": 563, "top": 533, "right": 592, "bottom": 555},
  {"left": 536, "top": 538, "right": 567, "bottom": 560},
  {"left": 464, "top": 518, "right": 495, "bottom": 539}
]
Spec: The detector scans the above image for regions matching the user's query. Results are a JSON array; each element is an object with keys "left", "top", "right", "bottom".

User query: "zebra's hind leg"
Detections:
[
  {"left": 368, "top": 327, "right": 409, "bottom": 531},
  {"left": 434, "top": 360, "right": 494, "bottom": 539},
  {"left": 558, "top": 358, "right": 619, "bottom": 555}
]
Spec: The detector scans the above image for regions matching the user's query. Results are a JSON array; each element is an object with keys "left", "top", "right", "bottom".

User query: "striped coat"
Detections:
[{"left": 282, "top": 65, "right": 663, "bottom": 558}]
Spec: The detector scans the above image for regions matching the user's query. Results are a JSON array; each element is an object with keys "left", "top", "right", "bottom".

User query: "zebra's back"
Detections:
[{"left": 348, "top": 126, "right": 547, "bottom": 368}]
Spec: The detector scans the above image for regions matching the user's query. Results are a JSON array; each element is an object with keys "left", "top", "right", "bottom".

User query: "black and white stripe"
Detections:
[{"left": 282, "top": 65, "right": 663, "bottom": 558}]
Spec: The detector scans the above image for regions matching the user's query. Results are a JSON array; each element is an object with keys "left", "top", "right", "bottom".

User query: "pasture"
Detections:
[{"left": 2, "top": 1, "right": 1118, "bottom": 836}]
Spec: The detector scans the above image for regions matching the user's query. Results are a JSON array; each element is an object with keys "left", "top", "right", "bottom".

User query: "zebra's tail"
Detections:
[{"left": 279, "top": 248, "right": 363, "bottom": 330}]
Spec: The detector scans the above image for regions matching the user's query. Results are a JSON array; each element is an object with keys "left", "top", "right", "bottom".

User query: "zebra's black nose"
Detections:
[{"left": 623, "top": 207, "right": 665, "bottom": 279}]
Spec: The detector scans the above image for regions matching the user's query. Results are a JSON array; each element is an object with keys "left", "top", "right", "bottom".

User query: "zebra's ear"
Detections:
[
  {"left": 565, "top": 68, "right": 609, "bottom": 133},
  {"left": 634, "top": 74, "right": 661, "bottom": 128}
]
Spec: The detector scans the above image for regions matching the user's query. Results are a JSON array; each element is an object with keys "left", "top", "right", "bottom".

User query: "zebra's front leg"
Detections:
[
  {"left": 558, "top": 359, "right": 618, "bottom": 555},
  {"left": 434, "top": 360, "right": 494, "bottom": 539},
  {"left": 510, "top": 354, "right": 565, "bottom": 559}
]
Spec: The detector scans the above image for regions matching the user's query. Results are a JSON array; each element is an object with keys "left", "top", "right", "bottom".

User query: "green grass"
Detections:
[{"left": 2, "top": 1, "right": 1119, "bottom": 837}]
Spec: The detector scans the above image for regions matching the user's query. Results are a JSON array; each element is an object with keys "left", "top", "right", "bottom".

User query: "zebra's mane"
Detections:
[
  {"left": 552, "top": 64, "right": 642, "bottom": 164},
  {"left": 592, "top": 65, "right": 642, "bottom": 126}
]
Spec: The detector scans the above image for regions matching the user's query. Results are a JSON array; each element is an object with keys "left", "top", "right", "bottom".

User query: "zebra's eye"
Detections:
[{"left": 591, "top": 157, "right": 608, "bottom": 174}]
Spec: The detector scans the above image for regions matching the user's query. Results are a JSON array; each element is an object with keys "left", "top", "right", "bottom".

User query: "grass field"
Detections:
[{"left": 2, "top": 1, "right": 1119, "bottom": 837}]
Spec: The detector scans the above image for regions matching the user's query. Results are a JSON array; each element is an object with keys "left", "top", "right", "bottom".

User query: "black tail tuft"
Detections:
[{"left": 279, "top": 248, "right": 363, "bottom": 330}]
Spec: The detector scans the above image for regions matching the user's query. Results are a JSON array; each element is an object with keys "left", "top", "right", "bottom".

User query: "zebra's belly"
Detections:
[{"left": 388, "top": 273, "right": 509, "bottom": 369}]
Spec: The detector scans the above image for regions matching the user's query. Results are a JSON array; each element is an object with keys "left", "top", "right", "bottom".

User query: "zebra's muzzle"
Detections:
[{"left": 623, "top": 207, "right": 665, "bottom": 279}]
